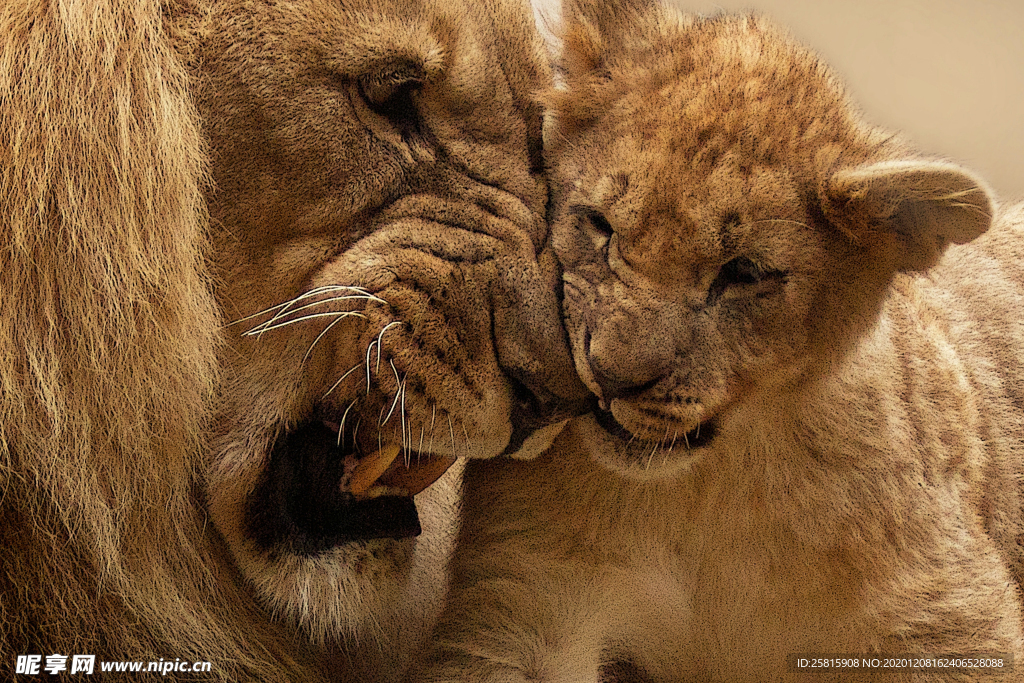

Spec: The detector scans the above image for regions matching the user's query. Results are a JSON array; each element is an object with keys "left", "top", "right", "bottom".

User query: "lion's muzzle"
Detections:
[{"left": 235, "top": 179, "right": 591, "bottom": 549}]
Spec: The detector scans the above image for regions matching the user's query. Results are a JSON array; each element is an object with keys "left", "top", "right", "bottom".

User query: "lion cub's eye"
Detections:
[
  {"left": 586, "top": 211, "right": 614, "bottom": 238},
  {"left": 707, "top": 256, "right": 787, "bottom": 305},
  {"left": 719, "top": 256, "right": 762, "bottom": 285}
]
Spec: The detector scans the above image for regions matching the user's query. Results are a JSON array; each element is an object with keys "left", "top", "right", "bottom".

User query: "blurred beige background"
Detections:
[{"left": 532, "top": 0, "right": 1024, "bottom": 201}]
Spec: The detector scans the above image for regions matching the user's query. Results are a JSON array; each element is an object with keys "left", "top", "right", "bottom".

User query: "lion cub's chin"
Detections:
[{"left": 583, "top": 403, "right": 718, "bottom": 480}]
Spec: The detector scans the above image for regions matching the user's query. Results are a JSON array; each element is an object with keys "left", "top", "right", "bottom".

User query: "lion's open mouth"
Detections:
[
  {"left": 246, "top": 420, "right": 456, "bottom": 555},
  {"left": 592, "top": 408, "right": 718, "bottom": 450}
]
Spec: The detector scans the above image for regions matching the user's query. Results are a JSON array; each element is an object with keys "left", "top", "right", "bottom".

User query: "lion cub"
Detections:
[{"left": 409, "top": 1, "right": 1024, "bottom": 681}]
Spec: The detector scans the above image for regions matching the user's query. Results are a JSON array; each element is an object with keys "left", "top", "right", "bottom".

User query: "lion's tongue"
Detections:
[{"left": 349, "top": 443, "right": 457, "bottom": 496}]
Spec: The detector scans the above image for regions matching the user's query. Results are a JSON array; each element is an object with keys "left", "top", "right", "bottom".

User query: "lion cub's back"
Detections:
[{"left": 915, "top": 200, "right": 1024, "bottom": 587}]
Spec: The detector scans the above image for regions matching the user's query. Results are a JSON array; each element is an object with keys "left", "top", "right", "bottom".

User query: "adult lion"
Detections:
[{"left": 0, "top": 0, "right": 587, "bottom": 680}]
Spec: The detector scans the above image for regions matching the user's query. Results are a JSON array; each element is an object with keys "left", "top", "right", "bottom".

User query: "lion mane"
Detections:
[{"left": 0, "top": 2, "right": 327, "bottom": 680}]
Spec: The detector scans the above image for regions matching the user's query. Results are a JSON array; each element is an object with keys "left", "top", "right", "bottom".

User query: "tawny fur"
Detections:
[
  {"left": 1, "top": 0, "right": 585, "bottom": 680},
  {"left": 409, "top": 2, "right": 1024, "bottom": 681}
]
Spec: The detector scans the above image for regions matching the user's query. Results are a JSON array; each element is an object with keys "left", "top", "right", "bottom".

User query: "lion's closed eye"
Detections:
[{"left": 357, "top": 62, "right": 423, "bottom": 125}]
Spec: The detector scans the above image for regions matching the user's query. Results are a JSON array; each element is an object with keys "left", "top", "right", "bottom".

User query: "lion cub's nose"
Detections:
[{"left": 590, "top": 361, "right": 664, "bottom": 401}]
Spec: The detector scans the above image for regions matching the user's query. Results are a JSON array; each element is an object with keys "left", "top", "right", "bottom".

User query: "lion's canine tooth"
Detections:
[
  {"left": 380, "top": 454, "right": 457, "bottom": 495},
  {"left": 349, "top": 444, "right": 401, "bottom": 495}
]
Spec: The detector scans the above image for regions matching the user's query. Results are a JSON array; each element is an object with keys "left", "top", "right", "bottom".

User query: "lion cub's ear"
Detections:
[{"left": 822, "top": 159, "right": 995, "bottom": 271}]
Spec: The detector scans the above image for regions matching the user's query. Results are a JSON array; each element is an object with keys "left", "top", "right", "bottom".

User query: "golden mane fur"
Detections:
[
  {"left": 1, "top": 0, "right": 585, "bottom": 679},
  {"left": 0, "top": 2, "right": 328, "bottom": 679},
  {"left": 3, "top": 0, "right": 269, "bottom": 676}
]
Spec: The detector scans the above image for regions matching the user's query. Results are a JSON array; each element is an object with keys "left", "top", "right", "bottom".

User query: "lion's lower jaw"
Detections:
[
  {"left": 240, "top": 541, "right": 412, "bottom": 643},
  {"left": 231, "top": 460, "right": 462, "bottom": 656}
]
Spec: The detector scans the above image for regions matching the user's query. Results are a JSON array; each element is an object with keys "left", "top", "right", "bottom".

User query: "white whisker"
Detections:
[
  {"left": 225, "top": 285, "right": 381, "bottom": 327},
  {"left": 417, "top": 422, "right": 425, "bottom": 462},
  {"left": 375, "top": 321, "right": 403, "bottom": 376},
  {"left": 381, "top": 360, "right": 403, "bottom": 427},
  {"left": 302, "top": 311, "right": 364, "bottom": 362},
  {"left": 242, "top": 294, "right": 376, "bottom": 334},
  {"left": 238, "top": 286, "right": 382, "bottom": 338},
  {"left": 428, "top": 405, "right": 437, "bottom": 455},
  {"left": 448, "top": 415, "right": 457, "bottom": 459},
  {"left": 399, "top": 374, "right": 409, "bottom": 465},
  {"left": 365, "top": 339, "right": 378, "bottom": 395},
  {"left": 337, "top": 400, "right": 357, "bottom": 448},
  {"left": 645, "top": 443, "right": 658, "bottom": 471},
  {"left": 323, "top": 362, "right": 363, "bottom": 400},
  {"left": 244, "top": 310, "right": 366, "bottom": 337}
]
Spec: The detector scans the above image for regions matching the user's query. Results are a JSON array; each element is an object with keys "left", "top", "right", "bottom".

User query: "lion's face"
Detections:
[
  {"left": 188, "top": 0, "right": 589, "bottom": 643},
  {"left": 547, "top": 10, "right": 991, "bottom": 481}
]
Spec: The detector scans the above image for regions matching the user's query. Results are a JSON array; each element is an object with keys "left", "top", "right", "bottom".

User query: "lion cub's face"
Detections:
[
  {"left": 182, "top": 0, "right": 589, "bottom": 645},
  {"left": 547, "top": 4, "right": 992, "bottom": 479}
]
